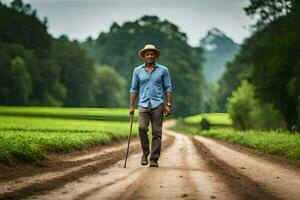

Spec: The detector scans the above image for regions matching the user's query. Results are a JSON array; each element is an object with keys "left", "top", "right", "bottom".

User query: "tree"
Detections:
[
  {"left": 0, "top": 43, "right": 37, "bottom": 105},
  {"left": 219, "top": 1, "right": 300, "bottom": 130},
  {"left": 0, "top": 2, "right": 51, "bottom": 57},
  {"left": 9, "top": 56, "right": 32, "bottom": 104},
  {"left": 244, "top": 0, "right": 293, "bottom": 25},
  {"left": 52, "top": 35, "right": 97, "bottom": 107},
  {"left": 10, "top": 0, "right": 34, "bottom": 15},
  {"left": 227, "top": 80, "right": 286, "bottom": 130},
  {"left": 94, "top": 65, "right": 126, "bottom": 107}
]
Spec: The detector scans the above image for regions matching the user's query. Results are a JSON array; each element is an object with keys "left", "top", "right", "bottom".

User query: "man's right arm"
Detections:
[
  {"left": 129, "top": 92, "right": 137, "bottom": 116},
  {"left": 129, "top": 68, "right": 139, "bottom": 116}
]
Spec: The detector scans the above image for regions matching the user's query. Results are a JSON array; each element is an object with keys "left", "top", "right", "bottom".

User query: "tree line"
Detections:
[
  {"left": 0, "top": 0, "right": 126, "bottom": 107},
  {"left": 218, "top": 0, "right": 300, "bottom": 131}
]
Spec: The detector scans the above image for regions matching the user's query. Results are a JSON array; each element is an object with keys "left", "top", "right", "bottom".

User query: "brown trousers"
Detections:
[{"left": 138, "top": 103, "right": 164, "bottom": 161}]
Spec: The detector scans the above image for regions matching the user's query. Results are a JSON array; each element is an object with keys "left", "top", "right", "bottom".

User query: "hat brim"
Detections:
[{"left": 138, "top": 48, "right": 161, "bottom": 59}]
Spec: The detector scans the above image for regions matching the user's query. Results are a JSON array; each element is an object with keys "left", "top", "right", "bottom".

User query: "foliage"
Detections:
[
  {"left": 10, "top": 56, "right": 32, "bottom": 104},
  {"left": 51, "top": 36, "right": 96, "bottom": 107},
  {"left": 94, "top": 65, "right": 127, "bottom": 107},
  {"left": 227, "top": 80, "right": 286, "bottom": 130},
  {"left": 200, "top": 117, "right": 211, "bottom": 130},
  {"left": 0, "top": 3, "right": 66, "bottom": 106},
  {"left": 244, "top": 0, "right": 293, "bottom": 25},
  {"left": 0, "top": 1, "right": 51, "bottom": 57}
]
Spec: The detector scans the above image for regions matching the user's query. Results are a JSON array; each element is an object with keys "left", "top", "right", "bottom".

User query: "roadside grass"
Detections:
[
  {"left": 173, "top": 113, "right": 300, "bottom": 160},
  {"left": 0, "top": 107, "right": 138, "bottom": 164},
  {"left": 200, "top": 128, "right": 300, "bottom": 160}
]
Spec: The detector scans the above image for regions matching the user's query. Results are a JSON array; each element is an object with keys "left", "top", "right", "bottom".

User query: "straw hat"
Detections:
[{"left": 138, "top": 44, "right": 161, "bottom": 58}]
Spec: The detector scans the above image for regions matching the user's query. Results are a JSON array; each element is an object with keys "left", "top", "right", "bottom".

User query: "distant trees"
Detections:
[
  {"left": 51, "top": 36, "right": 96, "bottom": 106},
  {"left": 0, "top": 2, "right": 63, "bottom": 106},
  {"left": 82, "top": 15, "right": 204, "bottom": 116},
  {"left": 0, "top": 1, "right": 126, "bottom": 107}
]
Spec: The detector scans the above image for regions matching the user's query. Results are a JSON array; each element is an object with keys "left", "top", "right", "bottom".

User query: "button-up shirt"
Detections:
[{"left": 129, "top": 63, "right": 172, "bottom": 108}]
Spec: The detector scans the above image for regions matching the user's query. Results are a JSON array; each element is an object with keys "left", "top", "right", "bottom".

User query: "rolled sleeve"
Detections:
[
  {"left": 162, "top": 68, "right": 172, "bottom": 93},
  {"left": 129, "top": 68, "right": 139, "bottom": 93}
]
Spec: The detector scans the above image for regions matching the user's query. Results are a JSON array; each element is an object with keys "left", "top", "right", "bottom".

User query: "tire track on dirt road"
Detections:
[{"left": 194, "top": 135, "right": 300, "bottom": 200}]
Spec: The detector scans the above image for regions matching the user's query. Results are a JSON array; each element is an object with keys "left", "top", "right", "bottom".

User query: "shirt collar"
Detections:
[{"left": 143, "top": 62, "right": 159, "bottom": 69}]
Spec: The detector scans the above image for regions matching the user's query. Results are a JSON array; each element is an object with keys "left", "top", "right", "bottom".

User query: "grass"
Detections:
[
  {"left": 0, "top": 107, "right": 138, "bottom": 164},
  {"left": 0, "top": 106, "right": 138, "bottom": 121},
  {"left": 200, "top": 128, "right": 300, "bottom": 160},
  {"left": 173, "top": 112, "right": 300, "bottom": 160},
  {"left": 184, "top": 113, "right": 232, "bottom": 126}
]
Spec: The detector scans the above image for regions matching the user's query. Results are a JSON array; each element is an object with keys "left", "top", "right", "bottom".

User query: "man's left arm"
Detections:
[
  {"left": 162, "top": 68, "right": 172, "bottom": 117},
  {"left": 164, "top": 92, "right": 172, "bottom": 117}
]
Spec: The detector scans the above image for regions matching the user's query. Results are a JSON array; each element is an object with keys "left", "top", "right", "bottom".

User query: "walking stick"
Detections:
[{"left": 124, "top": 114, "right": 134, "bottom": 168}]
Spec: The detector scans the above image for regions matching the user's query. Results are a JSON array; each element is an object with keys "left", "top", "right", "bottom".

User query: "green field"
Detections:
[
  {"left": 184, "top": 113, "right": 232, "bottom": 126},
  {"left": 0, "top": 106, "right": 138, "bottom": 121},
  {"left": 174, "top": 113, "right": 300, "bottom": 160},
  {"left": 0, "top": 106, "right": 138, "bottom": 164}
]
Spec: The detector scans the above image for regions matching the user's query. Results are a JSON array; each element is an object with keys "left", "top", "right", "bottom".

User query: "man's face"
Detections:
[{"left": 143, "top": 50, "right": 156, "bottom": 64}]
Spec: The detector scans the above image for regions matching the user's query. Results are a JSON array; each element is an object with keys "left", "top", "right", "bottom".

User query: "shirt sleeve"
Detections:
[
  {"left": 162, "top": 68, "right": 172, "bottom": 93},
  {"left": 129, "top": 68, "right": 139, "bottom": 93}
]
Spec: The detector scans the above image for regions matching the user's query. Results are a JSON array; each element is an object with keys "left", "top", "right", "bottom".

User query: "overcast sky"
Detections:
[{"left": 3, "top": 0, "right": 255, "bottom": 46}]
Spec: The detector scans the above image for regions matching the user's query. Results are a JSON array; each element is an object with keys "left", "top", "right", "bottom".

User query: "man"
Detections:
[{"left": 129, "top": 44, "right": 172, "bottom": 168}]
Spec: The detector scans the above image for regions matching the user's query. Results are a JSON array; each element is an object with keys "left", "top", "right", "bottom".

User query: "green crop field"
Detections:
[
  {"left": 0, "top": 106, "right": 138, "bottom": 164},
  {"left": 0, "top": 106, "right": 138, "bottom": 121},
  {"left": 174, "top": 113, "right": 300, "bottom": 160}
]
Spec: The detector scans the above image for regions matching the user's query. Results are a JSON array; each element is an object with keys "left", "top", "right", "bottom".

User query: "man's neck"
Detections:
[{"left": 146, "top": 62, "right": 155, "bottom": 68}]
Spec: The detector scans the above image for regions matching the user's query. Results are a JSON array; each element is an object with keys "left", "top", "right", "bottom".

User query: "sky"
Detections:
[{"left": 3, "top": 0, "right": 255, "bottom": 46}]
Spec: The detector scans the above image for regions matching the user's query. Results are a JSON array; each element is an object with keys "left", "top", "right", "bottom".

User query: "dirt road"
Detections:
[{"left": 1, "top": 120, "right": 300, "bottom": 200}]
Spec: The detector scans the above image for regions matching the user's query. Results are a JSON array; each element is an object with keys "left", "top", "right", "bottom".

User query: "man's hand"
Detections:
[
  {"left": 129, "top": 108, "right": 135, "bottom": 116},
  {"left": 164, "top": 105, "right": 171, "bottom": 117}
]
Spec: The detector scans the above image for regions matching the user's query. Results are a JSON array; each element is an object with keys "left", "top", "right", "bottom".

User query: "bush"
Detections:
[
  {"left": 227, "top": 80, "right": 286, "bottom": 130},
  {"left": 200, "top": 117, "right": 211, "bottom": 130}
]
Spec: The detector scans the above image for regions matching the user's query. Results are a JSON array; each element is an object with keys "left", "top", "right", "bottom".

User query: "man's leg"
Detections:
[
  {"left": 149, "top": 104, "right": 164, "bottom": 162},
  {"left": 138, "top": 106, "right": 151, "bottom": 158}
]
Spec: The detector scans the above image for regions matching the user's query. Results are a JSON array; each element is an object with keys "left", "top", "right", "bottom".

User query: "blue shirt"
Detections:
[{"left": 130, "top": 63, "right": 172, "bottom": 108}]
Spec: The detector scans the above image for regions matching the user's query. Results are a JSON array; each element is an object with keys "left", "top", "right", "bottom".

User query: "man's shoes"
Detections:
[
  {"left": 149, "top": 160, "right": 159, "bottom": 167},
  {"left": 141, "top": 154, "right": 149, "bottom": 166}
]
